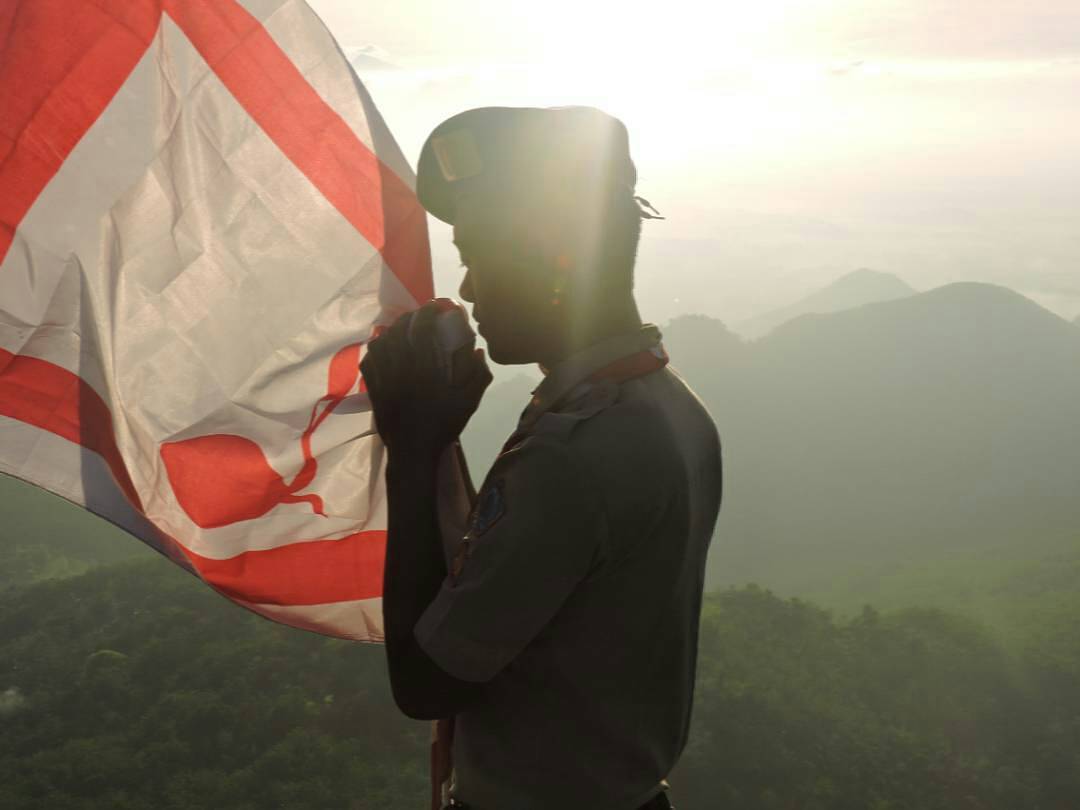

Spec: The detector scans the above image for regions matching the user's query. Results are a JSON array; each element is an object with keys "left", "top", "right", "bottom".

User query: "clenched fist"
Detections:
[{"left": 361, "top": 301, "right": 492, "bottom": 458}]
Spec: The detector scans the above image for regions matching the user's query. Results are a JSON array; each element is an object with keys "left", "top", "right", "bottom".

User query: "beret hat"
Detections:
[{"left": 416, "top": 106, "right": 638, "bottom": 225}]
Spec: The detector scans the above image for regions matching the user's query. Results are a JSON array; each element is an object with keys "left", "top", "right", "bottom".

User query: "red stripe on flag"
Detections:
[
  {"left": 0, "top": 349, "right": 142, "bottom": 510},
  {"left": 0, "top": 4, "right": 18, "bottom": 53},
  {"left": 0, "top": 0, "right": 159, "bottom": 262},
  {"left": 163, "top": 0, "right": 434, "bottom": 305},
  {"left": 181, "top": 529, "right": 387, "bottom": 606}
]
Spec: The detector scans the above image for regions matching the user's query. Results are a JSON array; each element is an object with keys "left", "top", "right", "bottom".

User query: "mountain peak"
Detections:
[
  {"left": 736, "top": 269, "right": 916, "bottom": 339},
  {"left": 765, "top": 281, "right": 1080, "bottom": 354},
  {"left": 917, "top": 281, "right": 1073, "bottom": 316},
  {"left": 828, "top": 268, "right": 915, "bottom": 293}
]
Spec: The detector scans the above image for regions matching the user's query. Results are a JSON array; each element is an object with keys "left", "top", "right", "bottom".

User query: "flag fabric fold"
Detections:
[{"left": 0, "top": 0, "right": 432, "bottom": 640}]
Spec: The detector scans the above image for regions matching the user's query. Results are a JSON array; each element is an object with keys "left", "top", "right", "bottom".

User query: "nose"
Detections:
[{"left": 459, "top": 268, "right": 475, "bottom": 304}]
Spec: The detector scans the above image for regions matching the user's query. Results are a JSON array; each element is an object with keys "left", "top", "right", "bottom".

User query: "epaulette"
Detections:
[{"left": 529, "top": 378, "right": 620, "bottom": 443}]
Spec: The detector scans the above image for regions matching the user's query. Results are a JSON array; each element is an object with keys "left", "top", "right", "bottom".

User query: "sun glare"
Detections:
[
  {"left": 345, "top": 0, "right": 902, "bottom": 186},
  {"left": 490, "top": 0, "right": 845, "bottom": 177}
]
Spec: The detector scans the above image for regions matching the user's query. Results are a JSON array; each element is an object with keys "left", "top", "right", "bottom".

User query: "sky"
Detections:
[{"left": 309, "top": 0, "right": 1080, "bottom": 325}]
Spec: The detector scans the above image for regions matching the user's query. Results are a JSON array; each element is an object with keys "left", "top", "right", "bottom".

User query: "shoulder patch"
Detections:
[{"left": 469, "top": 480, "right": 505, "bottom": 538}]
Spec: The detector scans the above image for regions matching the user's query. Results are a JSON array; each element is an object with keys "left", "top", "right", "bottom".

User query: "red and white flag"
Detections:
[{"left": 0, "top": 0, "right": 433, "bottom": 640}]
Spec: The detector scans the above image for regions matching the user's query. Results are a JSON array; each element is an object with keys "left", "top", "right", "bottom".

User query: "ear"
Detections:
[{"left": 551, "top": 252, "right": 573, "bottom": 306}]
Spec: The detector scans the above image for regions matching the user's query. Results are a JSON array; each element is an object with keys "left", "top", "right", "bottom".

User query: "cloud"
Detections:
[
  {"left": 826, "top": 0, "right": 1080, "bottom": 62},
  {"left": 0, "top": 687, "right": 27, "bottom": 717},
  {"left": 828, "top": 59, "right": 866, "bottom": 76}
]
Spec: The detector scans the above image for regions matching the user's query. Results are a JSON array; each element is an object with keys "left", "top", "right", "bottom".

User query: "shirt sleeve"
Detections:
[{"left": 414, "top": 436, "right": 606, "bottom": 683}]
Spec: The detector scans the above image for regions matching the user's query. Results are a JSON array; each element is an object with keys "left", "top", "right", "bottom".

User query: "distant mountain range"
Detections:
[
  {"left": 463, "top": 281, "right": 1080, "bottom": 597},
  {"left": 673, "top": 282, "right": 1080, "bottom": 591},
  {"left": 734, "top": 268, "right": 917, "bottom": 339}
]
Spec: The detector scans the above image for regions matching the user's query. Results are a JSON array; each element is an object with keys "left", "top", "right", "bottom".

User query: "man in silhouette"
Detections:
[{"left": 361, "top": 107, "right": 722, "bottom": 810}]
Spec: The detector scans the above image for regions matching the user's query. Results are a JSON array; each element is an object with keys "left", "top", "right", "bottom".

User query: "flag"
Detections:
[{"left": 0, "top": 0, "right": 433, "bottom": 641}]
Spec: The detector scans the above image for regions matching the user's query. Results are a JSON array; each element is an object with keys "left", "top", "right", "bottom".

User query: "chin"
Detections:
[
  {"left": 484, "top": 342, "right": 517, "bottom": 366},
  {"left": 484, "top": 334, "right": 534, "bottom": 366}
]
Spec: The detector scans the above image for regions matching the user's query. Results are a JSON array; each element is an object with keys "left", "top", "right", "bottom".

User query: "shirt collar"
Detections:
[{"left": 520, "top": 325, "right": 664, "bottom": 429}]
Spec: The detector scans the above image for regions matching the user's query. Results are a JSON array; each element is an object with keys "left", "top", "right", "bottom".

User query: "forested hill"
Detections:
[
  {"left": 0, "top": 476, "right": 150, "bottom": 590},
  {"left": 1, "top": 557, "right": 1078, "bottom": 809},
  {"left": 689, "top": 282, "right": 1080, "bottom": 595}
]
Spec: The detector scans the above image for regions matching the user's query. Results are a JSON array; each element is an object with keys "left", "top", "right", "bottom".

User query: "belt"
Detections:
[
  {"left": 445, "top": 792, "right": 674, "bottom": 810},
  {"left": 639, "top": 791, "right": 674, "bottom": 810}
]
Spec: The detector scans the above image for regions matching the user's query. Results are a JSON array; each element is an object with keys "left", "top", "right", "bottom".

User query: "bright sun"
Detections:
[{"left": 491, "top": 0, "right": 843, "bottom": 173}]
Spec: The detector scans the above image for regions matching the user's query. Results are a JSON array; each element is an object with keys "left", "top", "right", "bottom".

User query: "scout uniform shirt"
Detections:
[{"left": 415, "top": 325, "right": 723, "bottom": 810}]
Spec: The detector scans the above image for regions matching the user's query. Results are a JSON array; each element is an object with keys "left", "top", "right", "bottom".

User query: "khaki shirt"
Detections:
[{"left": 416, "top": 326, "right": 723, "bottom": 810}]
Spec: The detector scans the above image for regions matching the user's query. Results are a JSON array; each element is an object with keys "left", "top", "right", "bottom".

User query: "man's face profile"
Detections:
[{"left": 452, "top": 197, "right": 565, "bottom": 365}]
